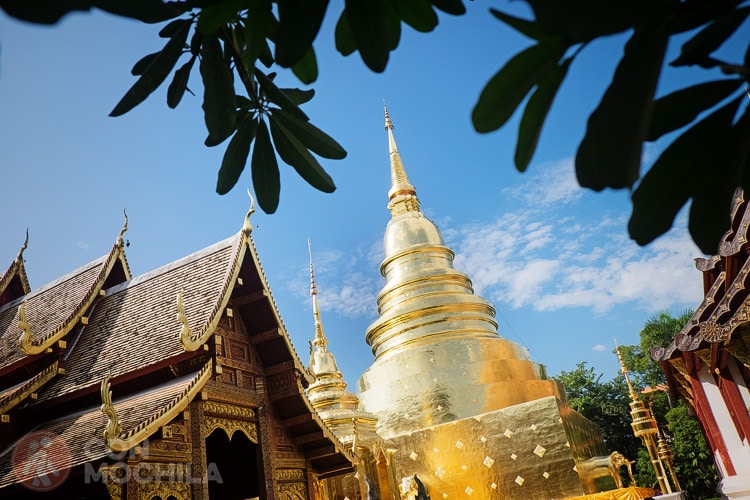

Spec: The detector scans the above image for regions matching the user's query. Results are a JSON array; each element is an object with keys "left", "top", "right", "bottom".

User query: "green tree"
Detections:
[
  {"left": 619, "top": 309, "right": 693, "bottom": 388},
  {"left": 1, "top": 0, "right": 748, "bottom": 252}
]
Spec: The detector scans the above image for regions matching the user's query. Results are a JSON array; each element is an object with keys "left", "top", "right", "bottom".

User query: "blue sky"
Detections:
[{"left": 1, "top": 2, "right": 731, "bottom": 388}]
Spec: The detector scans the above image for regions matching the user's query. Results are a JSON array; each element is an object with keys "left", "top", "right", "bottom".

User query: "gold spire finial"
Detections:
[
  {"left": 614, "top": 338, "right": 638, "bottom": 401},
  {"left": 308, "top": 240, "right": 327, "bottom": 350},
  {"left": 383, "top": 104, "right": 419, "bottom": 215},
  {"left": 243, "top": 188, "right": 256, "bottom": 234},
  {"left": 116, "top": 210, "right": 128, "bottom": 247}
]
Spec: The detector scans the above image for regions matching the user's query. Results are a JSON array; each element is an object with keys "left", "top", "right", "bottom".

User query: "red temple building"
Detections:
[{"left": 651, "top": 189, "right": 750, "bottom": 499}]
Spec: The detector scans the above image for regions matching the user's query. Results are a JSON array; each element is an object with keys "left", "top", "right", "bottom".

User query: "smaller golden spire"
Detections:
[
  {"left": 383, "top": 103, "right": 419, "bottom": 215},
  {"left": 308, "top": 239, "right": 327, "bottom": 351},
  {"left": 614, "top": 338, "right": 638, "bottom": 401}
]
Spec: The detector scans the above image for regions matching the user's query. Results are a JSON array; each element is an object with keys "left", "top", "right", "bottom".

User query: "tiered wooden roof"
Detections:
[
  {"left": 651, "top": 189, "right": 750, "bottom": 406},
  {"left": 0, "top": 206, "right": 353, "bottom": 491}
]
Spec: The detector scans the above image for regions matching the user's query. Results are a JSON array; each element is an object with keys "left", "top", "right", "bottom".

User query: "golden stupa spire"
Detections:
[
  {"left": 308, "top": 239, "right": 327, "bottom": 351},
  {"left": 384, "top": 103, "right": 420, "bottom": 215},
  {"left": 614, "top": 338, "right": 638, "bottom": 401}
]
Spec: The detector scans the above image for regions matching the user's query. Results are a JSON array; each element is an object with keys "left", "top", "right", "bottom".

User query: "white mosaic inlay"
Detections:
[
  {"left": 490, "top": 482, "right": 497, "bottom": 490},
  {"left": 480, "top": 436, "right": 487, "bottom": 443},
  {"left": 543, "top": 471, "right": 550, "bottom": 479},
  {"left": 515, "top": 476, "right": 525, "bottom": 486},
  {"left": 410, "top": 451, "right": 418, "bottom": 461},
  {"left": 442, "top": 494, "right": 448, "bottom": 499},
  {"left": 530, "top": 423, "right": 538, "bottom": 431},
  {"left": 510, "top": 453, "right": 517, "bottom": 460},
  {"left": 435, "top": 467, "right": 446, "bottom": 479},
  {"left": 504, "top": 429, "right": 514, "bottom": 438},
  {"left": 534, "top": 445, "right": 547, "bottom": 458},
  {"left": 434, "top": 447, "right": 440, "bottom": 454},
  {"left": 483, "top": 456, "right": 495, "bottom": 468},
  {"left": 455, "top": 440, "right": 464, "bottom": 449},
  {"left": 465, "top": 486, "right": 473, "bottom": 495},
  {"left": 461, "top": 464, "right": 468, "bottom": 471}
]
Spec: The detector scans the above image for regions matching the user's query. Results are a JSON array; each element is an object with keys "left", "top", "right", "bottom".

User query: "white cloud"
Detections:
[
  {"left": 451, "top": 162, "right": 704, "bottom": 315},
  {"left": 592, "top": 344, "right": 606, "bottom": 352},
  {"left": 504, "top": 158, "right": 582, "bottom": 206},
  {"left": 76, "top": 241, "right": 91, "bottom": 250}
]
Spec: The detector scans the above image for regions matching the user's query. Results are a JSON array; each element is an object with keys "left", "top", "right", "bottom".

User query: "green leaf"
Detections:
[
  {"left": 429, "top": 0, "right": 464, "bottom": 16},
  {"left": 159, "top": 18, "right": 190, "bottom": 38},
  {"left": 515, "top": 57, "right": 571, "bottom": 172},
  {"left": 576, "top": 23, "right": 668, "bottom": 190},
  {"left": 646, "top": 79, "right": 742, "bottom": 141},
  {"left": 666, "top": 0, "right": 739, "bottom": 35},
  {"left": 251, "top": 120, "right": 281, "bottom": 213},
  {"left": 394, "top": 0, "right": 438, "bottom": 33},
  {"left": 190, "top": 29, "right": 203, "bottom": 56},
  {"left": 385, "top": 0, "right": 402, "bottom": 51},
  {"left": 242, "top": 0, "right": 272, "bottom": 65},
  {"left": 167, "top": 54, "right": 196, "bottom": 108},
  {"left": 254, "top": 68, "right": 309, "bottom": 121},
  {"left": 688, "top": 99, "right": 746, "bottom": 253},
  {"left": 110, "top": 21, "right": 191, "bottom": 116},
  {"left": 671, "top": 6, "right": 750, "bottom": 67},
  {"left": 200, "top": 35, "right": 237, "bottom": 146},
  {"left": 525, "top": 0, "right": 665, "bottom": 42},
  {"left": 472, "top": 41, "right": 567, "bottom": 133},
  {"left": 94, "top": 0, "right": 191, "bottom": 23},
  {"left": 269, "top": 118, "right": 336, "bottom": 192},
  {"left": 236, "top": 95, "right": 256, "bottom": 110},
  {"left": 490, "top": 9, "right": 552, "bottom": 41},
  {"left": 0, "top": 0, "right": 93, "bottom": 24},
  {"left": 629, "top": 97, "right": 741, "bottom": 248},
  {"left": 275, "top": 0, "right": 329, "bottom": 67},
  {"left": 291, "top": 47, "right": 319, "bottom": 84},
  {"left": 334, "top": 11, "right": 357, "bottom": 56},
  {"left": 196, "top": 0, "right": 245, "bottom": 34},
  {"left": 271, "top": 108, "right": 347, "bottom": 159},
  {"left": 280, "top": 88, "right": 315, "bottom": 105},
  {"left": 344, "top": 0, "right": 390, "bottom": 72},
  {"left": 131, "top": 52, "right": 160, "bottom": 76},
  {"left": 217, "top": 114, "right": 259, "bottom": 194}
]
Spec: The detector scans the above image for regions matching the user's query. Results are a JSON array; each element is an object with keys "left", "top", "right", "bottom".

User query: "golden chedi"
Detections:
[{"left": 355, "top": 106, "right": 606, "bottom": 499}]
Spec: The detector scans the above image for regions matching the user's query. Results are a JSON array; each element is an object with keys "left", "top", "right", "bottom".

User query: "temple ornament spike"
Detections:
[
  {"left": 116, "top": 209, "right": 128, "bottom": 247},
  {"left": 308, "top": 239, "right": 327, "bottom": 350},
  {"left": 383, "top": 104, "right": 419, "bottom": 216},
  {"left": 15, "top": 229, "right": 29, "bottom": 264},
  {"left": 17, "top": 301, "right": 32, "bottom": 351},
  {"left": 101, "top": 374, "right": 122, "bottom": 443},
  {"left": 243, "top": 188, "right": 255, "bottom": 234}
]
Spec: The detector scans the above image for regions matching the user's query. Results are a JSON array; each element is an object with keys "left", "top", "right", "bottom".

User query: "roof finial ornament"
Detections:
[
  {"left": 116, "top": 209, "right": 129, "bottom": 247},
  {"left": 243, "top": 188, "right": 256, "bottom": 234},
  {"left": 614, "top": 337, "right": 638, "bottom": 401},
  {"left": 308, "top": 239, "right": 327, "bottom": 351},
  {"left": 15, "top": 229, "right": 29, "bottom": 265}
]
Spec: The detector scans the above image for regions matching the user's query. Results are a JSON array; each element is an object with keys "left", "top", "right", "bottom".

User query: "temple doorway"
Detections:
[{"left": 205, "top": 429, "right": 261, "bottom": 499}]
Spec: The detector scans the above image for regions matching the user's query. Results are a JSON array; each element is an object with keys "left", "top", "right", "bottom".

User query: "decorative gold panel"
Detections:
[{"left": 278, "top": 481, "right": 308, "bottom": 500}]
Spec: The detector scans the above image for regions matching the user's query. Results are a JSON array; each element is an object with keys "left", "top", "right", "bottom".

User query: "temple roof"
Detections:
[{"left": 0, "top": 203, "right": 354, "bottom": 488}]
